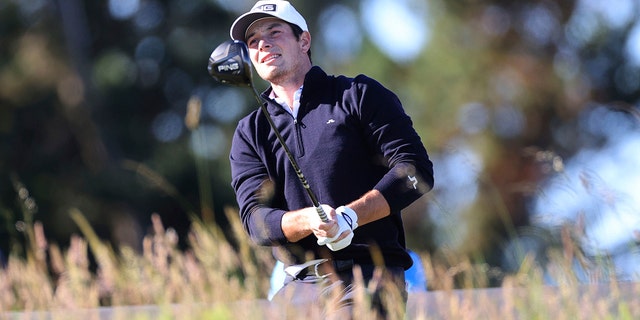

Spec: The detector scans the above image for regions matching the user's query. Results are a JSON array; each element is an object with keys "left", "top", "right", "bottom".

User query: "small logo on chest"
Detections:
[{"left": 326, "top": 119, "right": 335, "bottom": 124}]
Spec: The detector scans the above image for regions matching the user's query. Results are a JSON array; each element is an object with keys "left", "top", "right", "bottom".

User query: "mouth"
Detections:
[{"left": 261, "top": 54, "right": 281, "bottom": 64}]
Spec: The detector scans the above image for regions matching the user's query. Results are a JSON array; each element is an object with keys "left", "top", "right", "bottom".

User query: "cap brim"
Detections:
[{"left": 230, "top": 12, "right": 273, "bottom": 41}]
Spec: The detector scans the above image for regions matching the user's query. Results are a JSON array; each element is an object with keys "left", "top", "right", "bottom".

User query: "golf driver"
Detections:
[{"left": 208, "top": 40, "right": 329, "bottom": 223}]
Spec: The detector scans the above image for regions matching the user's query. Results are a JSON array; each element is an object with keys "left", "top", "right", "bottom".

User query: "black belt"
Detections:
[{"left": 332, "top": 259, "right": 356, "bottom": 272}]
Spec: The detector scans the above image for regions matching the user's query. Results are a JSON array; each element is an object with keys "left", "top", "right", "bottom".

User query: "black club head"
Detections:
[{"left": 207, "top": 40, "right": 253, "bottom": 87}]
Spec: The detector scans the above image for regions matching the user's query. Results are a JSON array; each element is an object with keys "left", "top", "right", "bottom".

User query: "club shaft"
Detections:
[{"left": 250, "top": 87, "right": 329, "bottom": 223}]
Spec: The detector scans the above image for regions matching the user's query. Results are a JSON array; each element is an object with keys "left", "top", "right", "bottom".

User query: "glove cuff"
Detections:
[{"left": 336, "top": 206, "right": 358, "bottom": 230}]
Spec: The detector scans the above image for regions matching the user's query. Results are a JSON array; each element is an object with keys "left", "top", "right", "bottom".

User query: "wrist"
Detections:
[{"left": 336, "top": 206, "right": 358, "bottom": 230}]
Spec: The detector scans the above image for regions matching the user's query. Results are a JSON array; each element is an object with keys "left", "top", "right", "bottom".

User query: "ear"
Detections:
[{"left": 299, "top": 31, "right": 311, "bottom": 54}]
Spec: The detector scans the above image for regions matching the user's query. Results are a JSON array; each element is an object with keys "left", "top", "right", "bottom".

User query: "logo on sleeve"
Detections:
[{"left": 408, "top": 175, "right": 418, "bottom": 189}]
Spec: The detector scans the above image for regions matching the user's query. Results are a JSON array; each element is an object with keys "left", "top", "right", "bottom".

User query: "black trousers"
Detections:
[{"left": 271, "top": 260, "right": 407, "bottom": 319}]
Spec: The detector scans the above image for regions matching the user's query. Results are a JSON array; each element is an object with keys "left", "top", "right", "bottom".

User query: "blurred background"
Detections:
[{"left": 1, "top": 0, "right": 639, "bottom": 286}]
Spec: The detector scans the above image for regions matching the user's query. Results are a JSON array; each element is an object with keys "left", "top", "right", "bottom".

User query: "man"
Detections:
[{"left": 228, "top": 1, "right": 434, "bottom": 317}]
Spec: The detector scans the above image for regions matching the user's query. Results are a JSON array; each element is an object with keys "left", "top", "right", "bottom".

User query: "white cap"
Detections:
[{"left": 230, "top": 1, "right": 308, "bottom": 41}]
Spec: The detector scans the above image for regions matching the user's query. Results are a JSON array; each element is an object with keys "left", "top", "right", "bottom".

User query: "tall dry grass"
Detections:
[
  {"left": 1, "top": 205, "right": 639, "bottom": 319},
  {"left": 0, "top": 206, "right": 277, "bottom": 317}
]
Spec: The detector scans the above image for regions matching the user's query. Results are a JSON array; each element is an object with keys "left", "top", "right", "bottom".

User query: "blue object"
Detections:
[
  {"left": 405, "top": 250, "right": 428, "bottom": 292},
  {"left": 268, "top": 260, "right": 287, "bottom": 301}
]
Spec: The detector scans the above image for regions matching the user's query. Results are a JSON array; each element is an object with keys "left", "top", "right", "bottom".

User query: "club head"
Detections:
[{"left": 208, "top": 40, "right": 253, "bottom": 87}]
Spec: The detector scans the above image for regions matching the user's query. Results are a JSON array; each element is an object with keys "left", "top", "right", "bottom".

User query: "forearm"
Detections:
[
  {"left": 281, "top": 205, "right": 343, "bottom": 243},
  {"left": 346, "top": 189, "right": 390, "bottom": 226},
  {"left": 281, "top": 208, "right": 313, "bottom": 242}
]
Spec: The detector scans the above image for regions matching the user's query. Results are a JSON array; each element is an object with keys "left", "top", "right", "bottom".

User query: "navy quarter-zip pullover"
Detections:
[{"left": 230, "top": 66, "right": 434, "bottom": 269}]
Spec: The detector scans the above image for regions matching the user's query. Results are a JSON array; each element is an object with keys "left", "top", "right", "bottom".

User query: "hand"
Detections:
[
  {"left": 323, "top": 206, "right": 358, "bottom": 251},
  {"left": 314, "top": 205, "right": 340, "bottom": 245}
]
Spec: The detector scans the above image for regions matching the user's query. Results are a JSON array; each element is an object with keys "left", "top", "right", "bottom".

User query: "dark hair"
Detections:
[{"left": 288, "top": 22, "right": 312, "bottom": 63}]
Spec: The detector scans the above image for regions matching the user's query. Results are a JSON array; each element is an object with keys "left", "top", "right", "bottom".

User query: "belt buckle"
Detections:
[
  {"left": 313, "top": 262, "right": 331, "bottom": 278},
  {"left": 284, "top": 258, "right": 328, "bottom": 279},
  {"left": 314, "top": 259, "right": 353, "bottom": 278}
]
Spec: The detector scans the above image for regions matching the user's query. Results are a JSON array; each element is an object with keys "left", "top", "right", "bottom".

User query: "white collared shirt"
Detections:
[{"left": 271, "top": 86, "right": 303, "bottom": 118}]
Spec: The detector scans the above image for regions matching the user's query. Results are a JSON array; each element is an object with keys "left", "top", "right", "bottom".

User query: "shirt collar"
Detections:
[{"left": 270, "top": 85, "right": 303, "bottom": 118}]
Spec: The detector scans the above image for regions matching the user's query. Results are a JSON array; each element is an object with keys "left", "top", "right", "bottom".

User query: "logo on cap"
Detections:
[{"left": 258, "top": 4, "right": 276, "bottom": 12}]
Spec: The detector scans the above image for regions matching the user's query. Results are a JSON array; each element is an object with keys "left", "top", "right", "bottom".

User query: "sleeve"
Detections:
[
  {"left": 355, "top": 76, "right": 435, "bottom": 213},
  {"left": 229, "top": 119, "right": 288, "bottom": 246}
]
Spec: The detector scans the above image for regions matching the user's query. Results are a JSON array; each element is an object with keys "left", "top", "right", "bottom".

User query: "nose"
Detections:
[{"left": 258, "top": 39, "right": 271, "bottom": 51}]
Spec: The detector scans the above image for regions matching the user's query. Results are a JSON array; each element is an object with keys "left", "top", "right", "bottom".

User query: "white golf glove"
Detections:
[{"left": 319, "top": 206, "right": 358, "bottom": 251}]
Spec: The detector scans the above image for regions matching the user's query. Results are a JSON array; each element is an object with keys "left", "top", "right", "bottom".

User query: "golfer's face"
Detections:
[{"left": 245, "top": 18, "right": 309, "bottom": 84}]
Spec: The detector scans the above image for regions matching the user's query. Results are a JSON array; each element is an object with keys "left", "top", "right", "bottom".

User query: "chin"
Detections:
[{"left": 260, "top": 69, "right": 285, "bottom": 84}]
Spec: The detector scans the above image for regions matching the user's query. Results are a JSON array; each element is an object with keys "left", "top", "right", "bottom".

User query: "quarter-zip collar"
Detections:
[
  {"left": 260, "top": 66, "right": 333, "bottom": 118},
  {"left": 270, "top": 86, "right": 303, "bottom": 118}
]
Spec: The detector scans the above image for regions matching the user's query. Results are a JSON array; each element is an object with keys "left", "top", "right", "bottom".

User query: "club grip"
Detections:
[{"left": 316, "top": 205, "right": 329, "bottom": 222}]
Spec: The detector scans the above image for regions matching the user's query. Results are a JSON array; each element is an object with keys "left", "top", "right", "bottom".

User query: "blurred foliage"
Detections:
[
  {"left": 1, "top": 208, "right": 637, "bottom": 317},
  {"left": 1, "top": 0, "right": 639, "bottom": 283}
]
